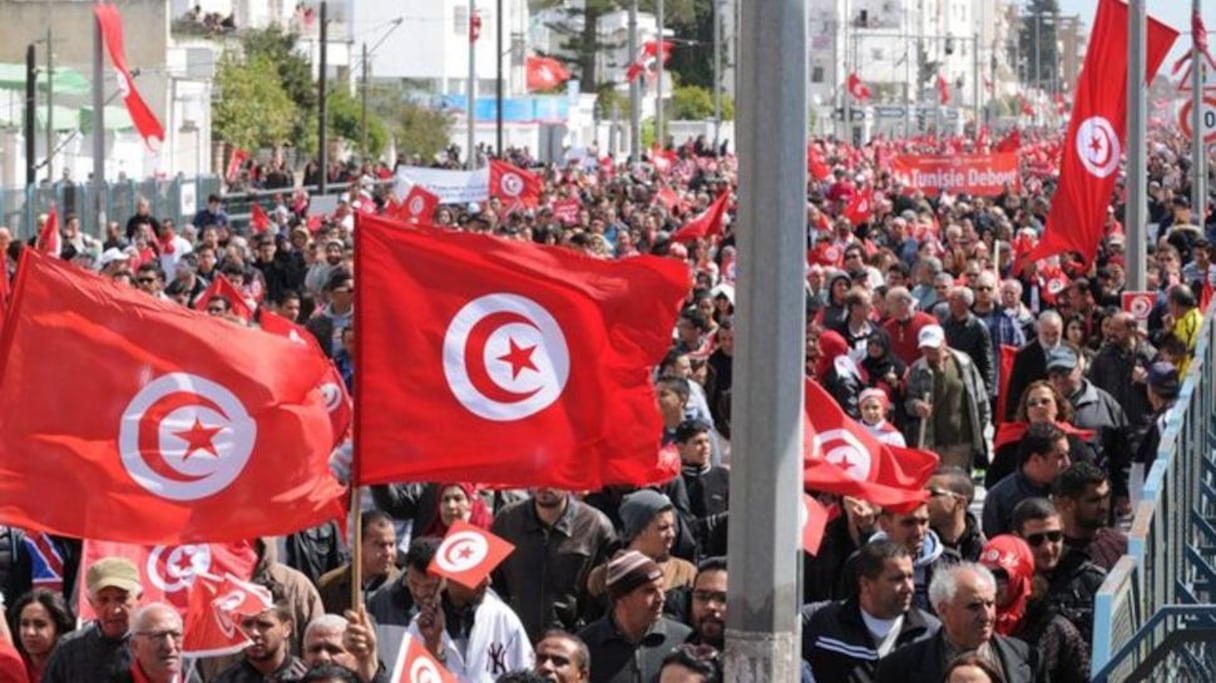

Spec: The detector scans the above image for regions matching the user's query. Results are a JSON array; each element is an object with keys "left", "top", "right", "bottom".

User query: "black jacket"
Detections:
[
  {"left": 490, "top": 496, "right": 617, "bottom": 642},
  {"left": 578, "top": 615, "right": 692, "bottom": 683},
  {"left": 803, "top": 516, "right": 868, "bottom": 604},
  {"left": 982, "top": 470, "right": 1052, "bottom": 539},
  {"left": 1004, "top": 342, "right": 1049, "bottom": 421},
  {"left": 1016, "top": 597, "right": 1091, "bottom": 683},
  {"left": 802, "top": 599, "right": 940, "bottom": 682},
  {"left": 680, "top": 465, "right": 730, "bottom": 557},
  {"left": 1068, "top": 380, "right": 1132, "bottom": 498},
  {"left": 370, "top": 483, "right": 440, "bottom": 537},
  {"left": 1087, "top": 340, "right": 1156, "bottom": 450},
  {"left": 940, "top": 513, "right": 987, "bottom": 562},
  {"left": 944, "top": 312, "right": 995, "bottom": 393},
  {"left": 275, "top": 521, "right": 348, "bottom": 586},
  {"left": 875, "top": 631, "right": 1043, "bottom": 683},
  {"left": 1048, "top": 549, "right": 1108, "bottom": 645}
]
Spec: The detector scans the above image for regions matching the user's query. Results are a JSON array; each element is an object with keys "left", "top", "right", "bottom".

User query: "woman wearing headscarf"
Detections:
[
  {"left": 860, "top": 331, "right": 906, "bottom": 405},
  {"left": 421, "top": 483, "right": 494, "bottom": 538},
  {"left": 980, "top": 535, "right": 1090, "bottom": 683}
]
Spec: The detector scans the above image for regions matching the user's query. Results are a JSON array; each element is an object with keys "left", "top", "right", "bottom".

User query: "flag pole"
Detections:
[
  {"left": 1126, "top": 0, "right": 1147, "bottom": 291},
  {"left": 1192, "top": 0, "right": 1206, "bottom": 221},
  {"left": 349, "top": 484, "right": 363, "bottom": 614},
  {"left": 724, "top": 0, "right": 805, "bottom": 677},
  {"left": 92, "top": 0, "right": 105, "bottom": 237}
]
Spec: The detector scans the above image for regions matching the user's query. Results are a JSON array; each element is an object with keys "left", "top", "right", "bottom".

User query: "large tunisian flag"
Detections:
[
  {"left": 0, "top": 251, "right": 345, "bottom": 544},
  {"left": 94, "top": 4, "right": 164, "bottom": 149},
  {"left": 355, "top": 213, "right": 689, "bottom": 490},
  {"left": 1025, "top": 0, "right": 1177, "bottom": 267}
]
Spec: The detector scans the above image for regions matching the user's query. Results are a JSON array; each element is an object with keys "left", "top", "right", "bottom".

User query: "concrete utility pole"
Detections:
[
  {"left": 360, "top": 41, "right": 368, "bottom": 159},
  {"left": 655, "top": 0, "right": 665, "bottom": 150},
  {"left": 724, "top": 0, "right": 806, "bottom": 678},
  {"left": 92, "top": 0, "right": 105, "bottom": 229},
  {"left": 713, "top": 0, "right": 722, "bottom": 149},
  {"left": 496, "top": 0, "right": 504, "bottom": 155},
  {"left": 318, "top": 1, "right": 329, "bottom": 194},
  {"left": 46, "top": 26, "right": 53, "bottom": 183},
  {"left": 468, "top": 0, "right": 477, "bottom": 170},
  {"left": 629, "top": 0, "right": 640, "bottom": 163},
  {"left": 1192, "top": 0, "right": 1206, "bottom": 223},
  {"left": 1127, "top": 0, "right": 1146, "bottom": 290},
  {"left": 26, "top": 44, "right": 36, "bottom": 189}
]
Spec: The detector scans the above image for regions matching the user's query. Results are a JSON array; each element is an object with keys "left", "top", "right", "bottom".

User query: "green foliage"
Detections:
[
  {"left": 1017, "top": 0, "right": 1061, "bottom": 87},
  {"left": 596, "top": 85, "right": 630, "bottom": 119},
  {"left": 670, "top": 84, "right": 733, "bottom": 120},
  {"left": 239, "top": 26, "right": 317, "bottom": 145},
  {"left": 641, "top": 117, "right": 656, "bottom": 149},
  {"left": 395, "top": 102, "right": 455, "bottom": 160},
  {"left": 212, "top": 53, "right": 296, "bottom": 151},
  {"left": 322, "top": 90, "right": 389, "bottom": 158}
]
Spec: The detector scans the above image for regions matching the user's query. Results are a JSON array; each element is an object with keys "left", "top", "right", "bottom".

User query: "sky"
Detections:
[{"left": 1057, "top": 0, "right": 1214, "bottom": 67}]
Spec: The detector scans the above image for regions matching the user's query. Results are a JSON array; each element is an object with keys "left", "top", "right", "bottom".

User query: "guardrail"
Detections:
[{"left": 1091, "top": 301, "right": 1216, "bottom": 681}]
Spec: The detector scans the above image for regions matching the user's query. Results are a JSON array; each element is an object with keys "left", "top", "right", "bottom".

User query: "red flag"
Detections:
[
  {"left": 401, "top": 185, "right": 440, "bottom": 224},
  {"left": 183, "top": 572, "right": 273, "bottom": 657},
  {"left": 250, "top": 204, "right": 270, "bottom": 235},
  {"left": 78, "top": 540, "right": 257, "bottom": 621},
  {"left": 390, "top": 635, "right": 459, "bottom": 683},
  {"left": 995, "top": 129, "right": 1021, "bottom": 153},
  {"left": 1019, "top": 96, "right": 1035, "bottom": 117},
  {"left": 670, "top": 191, "right": 731, "bottom": 243},
  {"left": 0, "top": 638, "right": 26, "bottom": 683},
  {"left": 1196, "top": 10, "right": 1213, "bottom": 63},
  {"left": 427, "top": 520, "right": 515, "bottom": 589},
  {"left": 626, "top": 40, "right": 674, "bottom": 82},
  {"left": 526, "top": 56, "right": 571, "bottom": 91},
  {"left": 469, "top": 11, "right": 481, "bottom": 43},
  {"left": 194, "top": 274, "right": 255, "bottom": 322},
  {"left": 936, "top": 74, "right": 950, "bottom": 105},
  {"left": 801, "top": 494, "right": 830, "bottom": 555},
  {"left": 36, "top": 206, "right": 60, "bottom": 258},
  {"left": 94, "top": 4, "right": 164, "bottom": 149},
  {"left": 843, "top": 187, "right": 875, "bottom": 225},
  {"left": 1026, "top": 0, "right": 1178, "bottom": 267},
  {"left": 803, "top": 379, "right": 938, "bottom": 509},
  {"left": 807, "top": 146, "right": 832, "bottom": 181},
  {"left": 354, "top": 213, "right": 689, "bottom": 490},
  {"left": 225, "top": 149, "right": 249, "bottom": 182},
  {"left": 551, "top": 197, "right": 581, "bottom": 225},
  {"left": 259, "top": 310, "right": 352, "bottom": 441},
  {"left": 996, "top": 344, "right": 1018, "bottom": 425},
  {"left": 847, "top": 73, "right": 872, "bottom": 101},
  {"left": 489, "top": 160, "right": 542, "bottom": 208},
  {"left": 0, "top": 251, "right": 345, "bottom": 544}
]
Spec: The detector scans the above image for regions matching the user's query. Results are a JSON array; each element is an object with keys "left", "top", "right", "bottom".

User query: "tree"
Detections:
[
  {"left": 213, "top": 53, "right": 297, "bottom": 151},
  {"left": 364, "top": 83, "right": 454, "bottom": 160},
  {"left": 239, "top": 26, "right": 317, "bottom": 145},
  {"left": 1017, "top": 0, "right": 1060, "bottom": 90},
  {"left": 670, "top": 84, "right": 734, "bottom": 120},
  {"left": 323, "top": 90, "right": 389, "bottom": 159}
]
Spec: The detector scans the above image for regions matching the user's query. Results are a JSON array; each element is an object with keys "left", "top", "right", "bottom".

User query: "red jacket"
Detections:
[{"left": 882, "top": 312, "right": 938, "bottom": 367}]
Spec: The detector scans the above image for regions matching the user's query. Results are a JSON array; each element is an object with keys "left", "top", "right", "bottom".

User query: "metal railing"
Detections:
[{"left": 1091, "top": 301, "right": 1216, "bottom": 681}]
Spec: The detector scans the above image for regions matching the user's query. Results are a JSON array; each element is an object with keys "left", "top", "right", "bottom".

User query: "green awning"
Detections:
[
  {"left": 0, "top": 64, "right": 91, "bottom": 96},
  {"left": 37, "top": 104, "right": 80, "bottom": 131},
  {"left": 79, "top": 104, "right": 133, "bottom": 133}
]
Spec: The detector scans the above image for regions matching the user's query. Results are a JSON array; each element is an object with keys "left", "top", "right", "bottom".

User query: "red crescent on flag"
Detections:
[
  {"left": 463, "top": 311, "right": 543, "bottom": 404},
  {"left": 137, "top": 391, "right": 229, "bottom": 483}
]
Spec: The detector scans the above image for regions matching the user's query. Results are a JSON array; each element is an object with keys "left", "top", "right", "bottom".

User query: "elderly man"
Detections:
[
  {"left": 1046, "top": 345, "right": 1129, "bottom": 505},
  {"left": 43, "top": 557, "right": 143, "bottom": 683},
  {"left": 578, "top": 551, "right": 693, "bottom": 683},
  {"left": 905, "top": 324, "right": 991, "bottom": 470},
  {"left": 972, "top": 271, "right": 1025, "bottom": 408},
  {"left": 1004, "top": 311, "right": 1063, "bottom": 421},
  {"left": 112, "top": 603, "right": 183, "bottom": 683},
  {"left": 534, "top": 631, "right": 592, "bottom": 683},
  {"left": 803, "top": 541, "right": 939, "bottom": 680},
  {"left": 881, "top": 286, "right": 938, "bottom": 366},
  {"left": 302, "top": 611, "right": 383, "bottom": 683},
  {"left": 943, "top": 286, "right": 995, "bottom": 395},
  {"left": 875, "top": 563, "right": 1042, "bottom": 683}
]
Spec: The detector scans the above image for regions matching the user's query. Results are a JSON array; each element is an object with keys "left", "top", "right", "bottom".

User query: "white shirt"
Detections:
[{"left": 406, "top": 591, "right": 533, "bottom": 683}]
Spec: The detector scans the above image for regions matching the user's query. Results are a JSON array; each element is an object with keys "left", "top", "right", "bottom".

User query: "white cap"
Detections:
[
  {"left": 98, "top": 247, "right": 130, "bottom": 267},
  {"left": 918, "top": 324, "right": 946, "bottom": 349}
]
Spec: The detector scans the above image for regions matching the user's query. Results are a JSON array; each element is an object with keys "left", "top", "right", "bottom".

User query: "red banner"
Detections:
[{"left": 890, "top": 154, "right": 1020, "bottom": 196}]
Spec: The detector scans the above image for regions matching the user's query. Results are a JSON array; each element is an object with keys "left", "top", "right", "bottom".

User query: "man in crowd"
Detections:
[
  {"left": 533, "top": 631, "right": 591, "bottom": 683},
  {"left": 972, "top": 271, "right": 1025, "bottom": 409},
  {"left": 882, "top": 286, "right": 938, "bottom": 366},
  {"left": 1005, "top": 311, "right": 1063, "bottom": 421},
  {"left": 926, "top": 466, "right": 986, "bottom": 561},
  {"left": 905, "top": 324, "right": 991, "bottom": 470},
  {"left": 586, "top": 490, "right": 697, "bottom": 609},
  {"left": 864, "top": 503, "right": 959, "bottom": 612},
  {"left": 942, "top": 286, "right": 995, "bottom": 394},
  {"left": 214, "top": 601, "right": 309, "bottom": 682},
  {"left": 301, "top": 611, "right": 383, "bottom": 683},
  {"left": 318, "top": 510, "right": 399, "bottom": 615},
  {"left": 676, "top": 420, "right": 729, "bottom": 556},
  {"left": 1087, "top": 311, "right": 1156, "bottom": 455},
  {"left": 686, "top": 557, "right": 727, "bottom": 650},
  {"left": 1046, "top": 345, "right": 1130, "bottom": 507},
  {"left": 114, "top": 603, "right": 183, "bottom": 683},
  {"left": 803, "top": 540, "right": 939, "bottom": 680},
  {"left": 43, "top": 556, "right": 142, "bottom": 683},
  {"left": 983, "top": 422, "right": 1071, "bottom": 538},
  {"left": 1053, "top": 462, "right": 1127, "bottom": 571}
]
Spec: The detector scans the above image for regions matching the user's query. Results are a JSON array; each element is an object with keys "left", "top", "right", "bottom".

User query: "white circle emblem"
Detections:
[
  {"left": 118, "top": 373, "right": 257, "bottom": 501},
  {"left": 499, "top": 172, "right": 524, "bottom": 197},
  {"left": 409, "top": 195, "right": 426, "bottom": 215},
  {"left": 1075, "top": 116, "right": 1120, "bottom": 178},
  {"left": 1129, "top": 295, "right": 1152, "bottom": 318},
  {"left": 435, "top": 531, "right": 489, "bottom": 574},
  {"left": 443, "top": 293, "right": 570, "bottom": 421},
  {"left": 320, "top": 382, "right": 344, "bottom": 413},
  {"left": 409, "top": 656, "right": 445, "bottom": 683},
  {"left": 147, "top": 544, "right": 212, "bottom": 593},
  {"left": 810, "top": 428, "right": 873, "bottom": 481}
]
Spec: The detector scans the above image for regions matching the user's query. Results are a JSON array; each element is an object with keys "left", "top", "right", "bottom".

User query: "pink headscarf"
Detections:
[{"left": 423, "top": 483, "right": 493, "bottom": 538}]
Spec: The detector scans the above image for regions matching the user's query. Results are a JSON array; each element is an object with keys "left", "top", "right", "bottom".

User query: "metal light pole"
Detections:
[
  {"left": 628, "top": 0, "right": 640, "bottom": 163},
  {"left": 1193, "top": 0, "right": 1206, "bottom": 222},
  {"left": 655, "top": 0, "right": 665, "bottom": 150},
  {"left": 467, "top": 0, "right": 477, "bottom": 170},
  {"left": 46, "top": 26, "right": 53, "bottom": 183},
  {"left": 318, "top": 1, "right": 328, "bottom": 194},
  {"left": 1127, "top": 0, "right": 1146, "bottom": 290},
  {"left": 92, "top": 0, "right": 105, "bottom": 229},
  {"left": 360, "top": 41, "right": 368, "bottom": 159},
  {"left": 843, "top": 0, "right": 851, "bottom": 142},
  {"left": 972, "top": 34, "right": 979, "bottom": 131},
  {"left": 25, "top": 44, "right": 36, "bottom": 189},
  {"left": 713, "top": 0, "right": 722, "bottom": 149},
  {"left": 496, "top": 0, "right": 504, "bottom": 155},
  {"left": 724, "top": 0, "right": 806, "bottom": 677}
]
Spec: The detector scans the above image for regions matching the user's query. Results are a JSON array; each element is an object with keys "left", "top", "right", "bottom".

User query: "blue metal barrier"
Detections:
[{"left": 1091, "top": 302, "right": 1216, "bottom": 681}]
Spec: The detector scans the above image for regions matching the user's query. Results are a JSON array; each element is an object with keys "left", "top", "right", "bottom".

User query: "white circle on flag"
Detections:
[
  {"left": 409, "top": 195, "right": 426, "bottom": 215},
  {"left": 147, "top": 544, "right": 211, "bottom": 593},
  {"left": 320, "top": 382, "right": 344, "bottom": 413},
  {"left": 435, "top": 531, "right": 490, "bottom": 574},
  {"left": 499, "top": 172, "right": 525, "bottom": 197},
  {"left": 1129, "top": 295, "right": 1152, "bottom": 319},
  {"left": 443, "top": 293, "right": 570, "bottom": 421},
  {"left": 409, "top": 657, "right": 445, "bottom": 683},
  {"left": 118, "top": 373, "right": 257, "bottom": 501},
  {"left": 1075, "top": 116, "right": 1120, "bottom": 179},
  {"left": 810, "top": 428, "right": 873, "bottom": 481}
]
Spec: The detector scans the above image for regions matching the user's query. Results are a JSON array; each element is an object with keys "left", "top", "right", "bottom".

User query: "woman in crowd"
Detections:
[
  {"left": 985, "top": 381, "right": 1095, "bottom": 488},
  {"left": 8, "top": 589, "right": 75, "bottom": 682}
]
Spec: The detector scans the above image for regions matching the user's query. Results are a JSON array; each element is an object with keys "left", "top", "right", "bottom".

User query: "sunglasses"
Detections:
[
  {"left": 1026, "top": 397, "right": 1055, "bottom": 407},
  {"left": 1024, "top": 530, "right": 1063, "bottom": 546}
]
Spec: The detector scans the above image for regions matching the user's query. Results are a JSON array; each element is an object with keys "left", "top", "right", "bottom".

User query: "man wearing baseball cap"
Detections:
[
  {"left": 577, "top": 550, "right": 692, "bottom": 683},
  {"left": 904, "top": 324, "right": 991, "bottom": 470},
  {"left": 42, "top": 556, "right": 143, "bottom": 683}
]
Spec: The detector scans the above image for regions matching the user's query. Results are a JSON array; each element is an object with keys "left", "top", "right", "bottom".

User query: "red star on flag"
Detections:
[
  {"left": 174, "top": 418, "right": 222, "bottom": 461},
  {"left": 497, "top": 339, "right": 538, "bottom": 379}
]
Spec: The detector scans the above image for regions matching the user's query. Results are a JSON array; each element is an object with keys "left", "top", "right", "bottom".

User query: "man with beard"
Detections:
[
  {"left": 1053, "top": 463, "right": 1127, "bottom": 571},
  {"left": 926, "top": 466, "right": 986, "bottom": 561},
  {"left": 686, "top": 558, "right": 726, "bottom": 650},
  {"left": 305, "top": 239, "right": 345, "bottom": 295},
  {"left": 214, "top": 601, "right": 308, "bottom": 682},
  {"left": 803, "top": 541, "right": 939, "bottom": 680},
  {"left": 533, "top": 631, "right": 591, "bottom": 683}
]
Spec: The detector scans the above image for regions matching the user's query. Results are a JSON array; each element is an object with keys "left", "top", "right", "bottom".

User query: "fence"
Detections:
[{"left": 1091, "top": 301, "right": 1216, "bottom": 681}]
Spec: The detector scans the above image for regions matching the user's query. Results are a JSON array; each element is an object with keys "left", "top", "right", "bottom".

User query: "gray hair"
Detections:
[
  {"left": 1001, "top": 279, "right": 1023, "bottom": 296},
  {"left": 976, "top": 271, "right": 998, "bottom": 289},
  {"left": 130, "top": 602, "right": 182, "bottom": 633},
  {"left": 934, "top": 272, "right": 955, "bottom": 286},
  {"left": 1038, "top": 310, "right": 1063, "bottom": 328},
  {"left": 918, "top": 256, "right": 943, "bottom": 275},
  {"left": 928, "top": 562, "right": 996, "bottom": 612},
  {"left": 886, "top": 286, "right": 914, "bottom": 305},
  {"left": 949, "top": 286, "right": 975, "bottom": 306},
  {"left": 304, "top": 614, "right": 348, "bottom": 642}
]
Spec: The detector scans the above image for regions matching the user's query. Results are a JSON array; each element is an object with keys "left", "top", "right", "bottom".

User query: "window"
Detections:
[
  {"left": 872, "top": 48, "right": 885, "bottom": 61},
  {"left": 454, "top": 6, "right": 468, "bottom": 36},
  {"left": 811, "top": 66, "right": 825, "bottom": 83}
]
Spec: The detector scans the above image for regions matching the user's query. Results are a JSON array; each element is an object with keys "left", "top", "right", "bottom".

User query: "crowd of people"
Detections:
[{"left": 0, "top": 122, "right": 1211, "bottom": 683}]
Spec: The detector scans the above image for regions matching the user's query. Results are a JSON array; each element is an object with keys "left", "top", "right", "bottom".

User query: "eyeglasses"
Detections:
[
  {"left": 1024, "top": 530, "right": 1063, "bottom": 546},
  {"left": 1026, "top": 397, "right": 1055, "bottom": 407},
  {"left": 135, "top": 630, "right": 184, "bottom": 643}
]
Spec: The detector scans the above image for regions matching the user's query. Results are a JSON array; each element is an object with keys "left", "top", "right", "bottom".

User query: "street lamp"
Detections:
[{"left": 359, "top": 16, "right": 404, "bottom": 161}]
